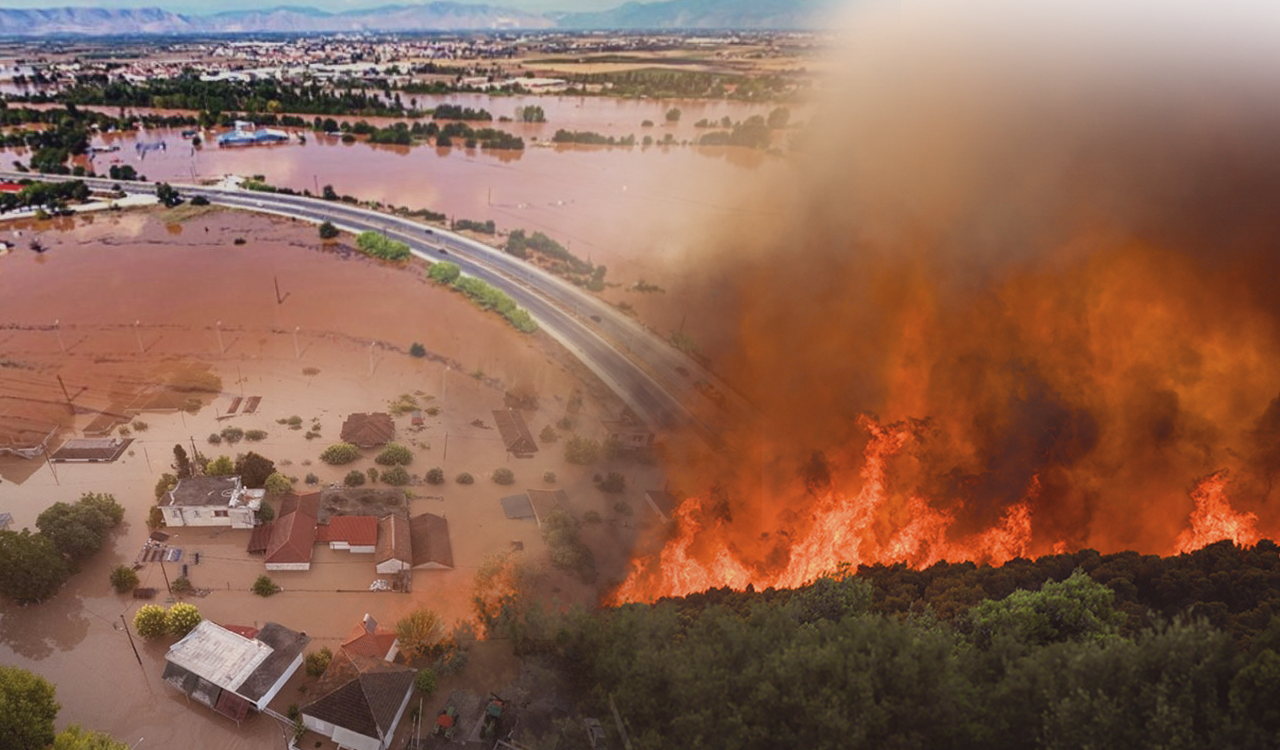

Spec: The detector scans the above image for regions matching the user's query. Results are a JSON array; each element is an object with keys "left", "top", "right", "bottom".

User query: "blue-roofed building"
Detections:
[{"left": 217, "top": 120, "right": 289, "bottom": 147}]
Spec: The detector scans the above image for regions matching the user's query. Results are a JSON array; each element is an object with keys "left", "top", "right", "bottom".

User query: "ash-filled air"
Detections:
[{"left": 614, "top": 0, "right": 1280, "bottom": 602}]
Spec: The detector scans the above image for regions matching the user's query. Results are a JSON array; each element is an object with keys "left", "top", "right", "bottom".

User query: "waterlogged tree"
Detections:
[
  {"left": 471, "top": 551, "right": 543, "bottom": 651},
  {"left": 318, "top": 220, "right": 339, "bottom": 239},
  {"left": 263, "top": 472, "right": 293, "bottom": 495},
  {"left": 0, "top": 530, "right": 71, "bottom": 603},
  {"left": 0, "top": 666, "right": 58, "bottom": 750},
  {"left": 133, "top": 605, "right": 168, "bottom": 639},
  {"left": 564, "top": 435, "right": 599, "bottom": 465},
  {"left": 375, "top": 442, "right": 413, "bottom": 466},
  {"left": 109, "top": 565, "right": 139, "bottom": 594},
  {"left": 235, "top": 451, "right": 276, "bottom": 489},
  {"left": 165, "top": 602, "right": 202, "bottom": 636},
  {"left": 321, "top": 442, "right": 360, "bottom": 465},
  {"left": 205, "top": 455, "right": 235, "bottom": 476},
  {"left": 36, "top": 493, "right": 125, "bottom": 563},
  {"left": 51, "top": 725, "right": 130, "bottom": 750},
  {"left": 305, "top": 647, "right": 333, "bottom": 677}
]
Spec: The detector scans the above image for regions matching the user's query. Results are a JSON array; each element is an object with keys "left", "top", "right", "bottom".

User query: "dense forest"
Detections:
[{"left": 497, "top": 540, "right": 1280, "bottom": 749}]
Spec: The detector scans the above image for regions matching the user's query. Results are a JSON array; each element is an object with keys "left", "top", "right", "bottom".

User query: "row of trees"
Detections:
[
  {"left": 1, "top": 666, "right": 130, "bottom": 750},
  {"left": 50, "top": 77, "right": 418, "bottom": 117},
  {"left": 0, "top": 180, "right": 90, "bottom": 214},
  {"left": 0, "top": 493, "right": 125, "bottom": 604},
  {"left": 355, "top": 231, "right": 411, "bottom": 261},
  {"left": 427, "top": 261, "right": 537, "bottom": 333}
]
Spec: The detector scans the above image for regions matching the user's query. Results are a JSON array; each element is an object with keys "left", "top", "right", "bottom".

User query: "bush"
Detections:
[
  {"left": 368, "top": 467, "right": 379, "bottom": 483},
  {"left": 264, "top": 472, "right": 293, "bottom": 495},
  {"left": 409, "top": 342, "right": 427, "bottom": 357},
  {"left": 252, "top": 575, "right": 280, "bottom": 597},
  {"left": 428, "top": 261, "right": 461, "bottom": 284},
  {"left": 564, "top": 435, "right": 600, "bottom": 465},
  {"left": 381, "top": 465, "right": 411, "bottom": 486},
  {"left": 355, "top": 230, "right": 411, "bottom": 261},
  {"left": 544, "top": 471, "right": 557, "bottom": 484},
  {"left": 426, "top": 467, "right": 445, "bottom": 485},
  {"left": 318, "top": 220, "right": 339, "bottom": 239},
  {"left": 492, "top": 467, "right": 515, "bottom": 485},
  {"left": 245, "top": 429, "right": 268, "bottom": 442},
  {"left": 134, "top": 605, "right": 168, "bottom": 639},
  {"left": 206, "top": 455, "right": 235, "bottom": 475},
  {"left": 286, "top": 415, "right": 303, "bottom": 428},
  {"left": 257, "top": 501, "right": 276, "bottom": 523},
  {"left": 584, "top": 510, "right": 602, "bottom": 524},
  {"left": 165, "top": 602, "right": 202, "bottom": 636},
  {"left": 110, "top": 565, "right": 139, "bottom": 593},
  {"left": 415, "top": 668, "right": 438, "bottom": 696},
  {"left": 220, "top": 426, "right": 244, "bottom": 444},
  {"left": 375, "top": 443, "right": 413, "bottom": 466},
  {"left": 539, "top": 424, "right": 559, "bottom": 444},
  {"left": 305, "top": 472, "right": 319, "bottom": 485},
  {"left": 147, "top": 506, "right": 165, "bottom": 530},
  {"left": 172, "top": 576, "right": 194, "bottom": 595},
  {"left": 321, "top": 442, "right": 360, "bottom": 465},
  {"left": 344, "top": 470, "right": 366, "bottom": 487},
  {"left": 207, "top": 432, "right": 222, "bottom": 445},
  {"left": 305, "top": 647, "right": 333, "bottom": 677},
  {"left": 190, "top": 195, "right": 210, "bottom": 206},
  {"left": 456, "top": 472, "right": 474, "bottom": 484},
  {"left": 597, "top": 471, "right": 626, "bottom": 493}
]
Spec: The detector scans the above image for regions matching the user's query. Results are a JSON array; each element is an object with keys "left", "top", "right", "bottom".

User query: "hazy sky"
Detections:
[{"left": 0, "top": 0, "right": 624, "bottom": 12}]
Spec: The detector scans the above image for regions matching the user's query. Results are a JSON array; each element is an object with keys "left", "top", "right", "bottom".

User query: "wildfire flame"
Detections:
[{"left": 611, "top": 421, "right": 1263, "bottom": 605}]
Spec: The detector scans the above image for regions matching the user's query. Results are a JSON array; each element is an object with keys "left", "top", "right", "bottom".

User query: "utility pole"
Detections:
[
  {"left": 56, "top": 374, "right": 73, "bottom": 413},
  {"left": 44, "top": 450, "right": 59, "bottom": 485},
  {"left": 133, "top": 319, "right": 144, "bottom": 354},
  {"left": 293, "top": 326, "right": 301, "bottom": 359},
  {"left": 368, "top": 341, "right": 376, "bottom": 375},
  {"left": 159, "top": 556, "right": 172, "bottom": 595},
  {"left": 54, "top": 318, "right": 65, "bottom": 353},
  {"left": 215, "top": 320, "right": 224, "bottom": 354},
  {"left": 121, "top": 613, "right": 143, "bottom": 667}
]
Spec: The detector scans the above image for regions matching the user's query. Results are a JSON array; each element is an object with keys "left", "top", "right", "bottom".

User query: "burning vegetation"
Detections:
[{"left": 614, "top": 2, "right": 1280, "bottom": 603}]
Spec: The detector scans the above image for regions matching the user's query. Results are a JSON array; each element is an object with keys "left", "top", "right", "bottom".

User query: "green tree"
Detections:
[
  {"left": 539, "top": 424, "right": 558, "bottom": 444},
  {"left": 36, "top": 493, "right": 126, "bottom": 562},
  {"left": 52, "top": 725, "right": 129, "bottom": 750},
  {"left": 396, "top": 607, "right": 444, "bottom": 659},
  {"left": 318, "top": 220, "right": 339, "bottom": 239},
  {"left": 0, "top": 666, "right": 59, "bottom": 750},
  {"left": 375, "top": 442, "right": 413, "bottom": 466},
  {"left": 321, "top": 442, "right": 360, "bottom": 465},
  {"left": 966, "top": 569, "right": 1125, "bottom": 648},
  {"left": 154, "top": 472, "right": 178, "bottom": 500},
  {"left": 471, "top": 551, "right": 543, "bottom": 651},
  {"left": 252, "top": 575, "right": 280, "bottom": 597},
  {"left": 428, "top": 261, "right": 461, "bottom": 284},
  {"left": 381, "top": 465, "right": 410, "bottom": 486},
  {"left": 409, "top": 342, "right": 427, "bottom": 358},
  {"left": 257, "top": 500, "right": 276, "bottom": 523},
  {"left": 235, "top": 451, "right": 276, "bottom": 489},
  {"left": 172, "top": 444, "right": 193, "bottom": 478},
  {"left": 491, "top": 467, "right": 515, "bottom": 485},
  {"left": 0, "top": 530, "right": 71, "bottom": 603},
  {"left": 415, "top": 668, "right": 438, "bottom": 696},
  {"left": 264, "top": 472, "right": 293, "bottom": 495},
  {"left": 109, "top": 565, "right": 139, "bottom": 594},
  {"left": 155, "top": 182, "right": 181, "bottom": 207},
  {"left": 456, "top": 472, "right": 474, "bottom": 484},
  {"left": 344, "top": 470, "right": 366, "bottom": 487},
  {"left": 165, "top": 602, "right": 202, "bottom": 635},
  {"left": 665, "top": 106, "right": 681, "bottom": 122},
  {"left": 205, "top": 455, "right": 235, "bottom": 476},
  {"left": 596, "top": 471, "right": 625, "bottom": 493},
  {"left": 133, "top": 604, "right": 168, "bottom": 639},
  {"left": 564, "top": 435, "right": 599, "bottom": 465},
  {"left": 305, "top": 647, "right": 333, "bottom": 677},
  {"left": 426, "top": 467, "right": 445, "bottom": 485}
]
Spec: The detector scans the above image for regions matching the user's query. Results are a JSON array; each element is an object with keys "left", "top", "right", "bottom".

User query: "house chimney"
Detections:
[{"left": 363, "top": 613, "right": 377, "bottom": 634}]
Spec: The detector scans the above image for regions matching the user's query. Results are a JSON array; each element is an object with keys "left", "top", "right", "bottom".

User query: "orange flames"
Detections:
[{"left": 612, "top": 422, "right": 1264, "bottom": 605}]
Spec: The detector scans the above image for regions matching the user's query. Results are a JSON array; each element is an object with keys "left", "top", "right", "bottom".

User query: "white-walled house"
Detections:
[
  {"left": 162, "top": 621, "right": 309, "bottom": 722},
  {"left": 160, "top": 475, "right": 257, "bottom": 529},
  {"left": 374, "top": 515, "right": 412, "bottom": 575},
  {"left": 302, "top": 649, "right": 415, "bottom": 750}
]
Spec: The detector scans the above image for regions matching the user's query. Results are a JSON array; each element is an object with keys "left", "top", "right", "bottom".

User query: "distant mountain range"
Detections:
[{"left": 0, "top": 0, "right": 831, "bottom": 36}]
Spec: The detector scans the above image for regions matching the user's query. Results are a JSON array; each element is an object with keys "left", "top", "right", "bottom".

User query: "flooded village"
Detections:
[{"left": 0, "top": 22, "right": 817, "bottom": 750}]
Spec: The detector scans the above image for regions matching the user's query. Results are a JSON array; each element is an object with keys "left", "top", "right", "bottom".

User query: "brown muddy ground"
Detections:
[{"left": 0, "top": 208, "right": 669, "bottom": 748}]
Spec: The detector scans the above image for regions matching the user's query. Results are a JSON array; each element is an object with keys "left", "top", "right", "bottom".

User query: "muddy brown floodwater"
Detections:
[{"left": 0, "top": 208, "right": 668, "bottom": 748}]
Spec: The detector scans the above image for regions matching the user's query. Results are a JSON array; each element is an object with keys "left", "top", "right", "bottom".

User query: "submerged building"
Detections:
[{"left": 217, "top": 120, "right": 289, "bottom": 147}]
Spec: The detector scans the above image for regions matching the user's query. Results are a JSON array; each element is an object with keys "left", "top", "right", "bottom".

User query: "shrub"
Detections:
[
  {"left": 257, "top": 501, "right": 276, "bottom": 523},
  {"left": 492, "top": 467, "right": 515, "bottom": 485},
  {"left": 428, "top": 261, "right": 461, "bottom": 284},
  {"left": 556, "top": 416, "right": 574, "bottom": 431},
  {"left": 539, "top": 425, "right": 559, "bottom": 444},
  {"left": 207, "top": 432, "right": 222, "bottom": 445},
  {"left": 252, "top": 575, "right": 280, "bottom": 597},
  {"left": 245, "top": 429, "right": 268, "bottom": 442},
  {"left": 564, "top": 435, "right": 600, "bottom": 465},
  {"left": 305, "top": 647, "right": 333, "bottom": 677},
  {"left": 321, "top": 442, "right": 360, "bottom": 465},
  {"left": 134, "top": 605, "right": 168, "bottom": 639},
  {"left": 318, "top": 220, "right": 339, "bottom": 239},
  {"left": 355, "top": 231, "right": 411, "bottom": 261},
  {"left": 147, "top": 506, "right": 165, "bottom": 530},
  {"left": 543, "top": 471, "right": 557, "bottom": 484},
  {"left": 304, "top": 472, "right": 320, "bottom": 485},
  {"left": 172, "top": 576, "right": 194, "bottom": 595},
  {"left": 597, "top": 471, "right": 626, "bottom": 493},
  {"left": 110, "top": 565, "right": 139, "bottom": 593},
  {"left": 344, "top": 470, "right": 366, "bottom": 487},
  {"left": 131, "top": 420, "right": 149, "bottom": 432},
  {"left": 584, "top": 510, "right": 602, "bottom": 524},
  {"left": 220, "top": 426, "right": 244, "bottom": 444},
  {"left": 426, "top": 406, "right": 440, "bottom": 416},
  {"left": 415, "top": 668, "right": 438, "bottom": 696},
  {"left": 264, "top": 472, "right": 293, "bottom": 495},
  {"left": 381, "top": 465, "right": 411, "bottom": 486},
  {"left": 206, "top": 455, "right": 235, "bottom": 475},
  {"left": 426, "top": 467, "right": 445, "bottom": 485},
  {"left": 191, "top": 195, "right": 210, "bottom": 206},
  {"left": 409, "top": 342, "right": 427, "bottom": 357},
  {"left": 165, "top": 602, "right": 202, "bottom": 636},
  {"left": 456, "top": 472, "right": 474, "bottom": 484},
  {"left": 154, "top": 472, "right": 178, "bottom": 499},
  {"left": 368, "top": 467, "right": 379, "bottom": 483},
  {"left": 375, "top": 443, "right": 413, "bottom": 466}
]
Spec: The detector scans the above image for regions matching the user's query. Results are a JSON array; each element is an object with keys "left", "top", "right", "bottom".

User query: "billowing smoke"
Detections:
[{"left": 620, "top": 1, "right": 1280, "bottom": 599}]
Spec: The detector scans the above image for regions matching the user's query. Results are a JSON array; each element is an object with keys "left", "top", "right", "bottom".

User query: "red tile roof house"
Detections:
[
  {"left": 340, "top": 412, "right": 395, "bottom": 449},
  {"left": 301, "top": 647, "right": 416, "bottom": 750},
  {"left": 264, "top": 493, "right": 320, "bottom": 571},
  {"left": 342, "top": 614, "right": 399, "bottom": 662},
  {"left": 317, "top": 515, "right": 379, "bottom": 554},
  {"left": 374, "top": 515, "right": 412, "bottom": 575},
  {"left": 162, "top": 620, "right": 309, "bottom": 723}
]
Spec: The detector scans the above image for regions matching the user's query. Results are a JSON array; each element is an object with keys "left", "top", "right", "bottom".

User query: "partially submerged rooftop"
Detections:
[{"left": 165, "top": 475, "right": 244, "bottom": 507}]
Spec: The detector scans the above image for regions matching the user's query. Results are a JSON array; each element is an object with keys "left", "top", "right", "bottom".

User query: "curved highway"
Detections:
[{"left": 1, "top": 171, "right": 753, "bottom": 445}]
